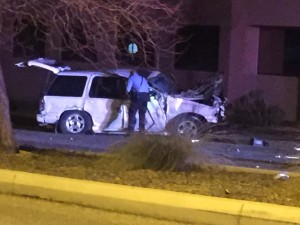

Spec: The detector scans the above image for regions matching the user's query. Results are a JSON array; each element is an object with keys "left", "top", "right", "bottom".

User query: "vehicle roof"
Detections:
[
  {"left": 15, "top": 58, "right": 178, "bottom": 93},
  {"left": 57, "top": 70, "right": 129, "bottom": 79}
]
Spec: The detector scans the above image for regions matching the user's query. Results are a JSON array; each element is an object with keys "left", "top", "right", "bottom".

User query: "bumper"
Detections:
[
  {"left": 37, "top": 114, "right": 45, "bottom": 124},
  {"left": 37, "top": 113, "right": 58, "bottom": 125}
]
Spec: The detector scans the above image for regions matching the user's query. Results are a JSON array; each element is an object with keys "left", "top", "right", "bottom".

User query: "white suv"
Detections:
[{"left": 16, "top": 58, "right": 224, "bottom": 137}]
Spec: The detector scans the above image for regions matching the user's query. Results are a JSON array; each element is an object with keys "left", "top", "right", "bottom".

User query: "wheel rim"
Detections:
[
  {"left": 65, "top": 114, "right": 85, "bottom": 133},
  {"left": 177, "top": 120, "right": 198, "bottom": 137}
]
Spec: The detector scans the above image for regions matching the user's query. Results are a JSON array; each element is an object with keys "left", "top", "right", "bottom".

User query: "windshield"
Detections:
[{"left": 147, "top": 72, "right": 178, "bottom": 94}]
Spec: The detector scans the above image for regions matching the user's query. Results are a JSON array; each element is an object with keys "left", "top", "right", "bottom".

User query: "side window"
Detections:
[
  {"left": 89, "top": 77, "right": 127, "bottom": 99},
  {"left": 46, "top": 76, "right": 87, "bottom": 97}
]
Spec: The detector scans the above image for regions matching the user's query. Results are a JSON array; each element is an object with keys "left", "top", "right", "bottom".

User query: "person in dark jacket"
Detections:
[{"left": 126, "top": 70, "right": 150, "bottom": 132}]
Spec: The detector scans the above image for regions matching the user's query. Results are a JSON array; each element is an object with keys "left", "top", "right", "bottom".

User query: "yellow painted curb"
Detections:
[{"left": 0, "top": 169, "right": 299, "bottom": 225}]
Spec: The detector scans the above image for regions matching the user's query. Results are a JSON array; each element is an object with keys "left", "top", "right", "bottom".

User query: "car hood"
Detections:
[
  {"left": 15, "top": 58, "right": 71, "bottom": 74},
  {"left": 107, "top": 68, "right": 179, "bottom": 95}
]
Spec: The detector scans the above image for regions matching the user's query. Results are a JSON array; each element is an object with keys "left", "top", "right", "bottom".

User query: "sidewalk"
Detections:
[{"left": 0, "top": 168, "right": 299, "bottom": 225}]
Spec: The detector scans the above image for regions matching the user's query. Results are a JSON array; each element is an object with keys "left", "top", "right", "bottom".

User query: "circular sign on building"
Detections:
[{"left": 128, "top": 43, "right": 138, "bottom": 54}]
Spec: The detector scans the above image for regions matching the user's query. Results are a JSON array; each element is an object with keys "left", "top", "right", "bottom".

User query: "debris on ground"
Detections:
[
  {"left": 273, "top": 172, "right": 289, "bottom": 180},
  {"left": 250, "top": 137, "right": 269, "bottom": 147}
]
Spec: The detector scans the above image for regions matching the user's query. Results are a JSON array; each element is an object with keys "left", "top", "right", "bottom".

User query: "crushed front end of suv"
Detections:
[{"left": 16, "top": 58, "right": 225, "bottom": 137}]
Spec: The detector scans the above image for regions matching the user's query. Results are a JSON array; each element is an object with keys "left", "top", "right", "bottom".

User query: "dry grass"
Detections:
[
  {"left": 108, "top": 134, "right": 196, "bottom": 171},
  {"left": 0, "top": 131, "right": 300, "bottom": 208}
]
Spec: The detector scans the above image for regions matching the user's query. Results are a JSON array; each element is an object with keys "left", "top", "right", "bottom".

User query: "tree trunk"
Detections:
[{"left": 0, "top": 62, "right": 17, "bottom": 153}]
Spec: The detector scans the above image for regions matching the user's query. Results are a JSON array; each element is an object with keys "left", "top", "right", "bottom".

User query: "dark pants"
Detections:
[{"left": 128, "top": 92, "right": 149, "bottom": 132}]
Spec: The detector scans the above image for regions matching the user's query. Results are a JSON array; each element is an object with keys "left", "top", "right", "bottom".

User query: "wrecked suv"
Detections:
[{"left": 16, "top": 58, "right": 224, "bottom": 137}]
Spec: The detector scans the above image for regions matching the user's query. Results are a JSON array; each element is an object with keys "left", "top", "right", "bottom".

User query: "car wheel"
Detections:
[
  {"left": 55, "top": 122, "right": 62, "bottom": 133},
  {"left": 167, "top": 115, "right": 202, "bottom": 138},
  {"left": 59, "top": 111, "right": 93, "bottom": 134}
]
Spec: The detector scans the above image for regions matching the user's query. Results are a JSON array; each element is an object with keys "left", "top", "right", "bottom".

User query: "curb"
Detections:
[
  {"left": 223, "top": 165, "right": 300, "bottom": 177},
  {"left": 0, "top": 169, "right": 299, "bottom": 225}
]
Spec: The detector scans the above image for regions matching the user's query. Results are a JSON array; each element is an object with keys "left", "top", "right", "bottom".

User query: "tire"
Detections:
[
  {"left": 59, "top": 111, "right": 93, "bottom": 134},
  {"left": 167, "top": 114, "right": 203, "bottom": 138},
  {"left": 55, "top": 122, "right": 62, "bottom": 133}
]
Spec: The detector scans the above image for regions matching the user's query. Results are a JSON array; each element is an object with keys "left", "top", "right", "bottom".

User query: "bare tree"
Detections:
[
  {"left": 0, "top": 63, "right": 16, "bottom": 152},
  {"left": 3, "top": 0, "right": 183, "bottom": 67},
  {"left": 0, "top": 0, "right": 184, "bottom": 152}
]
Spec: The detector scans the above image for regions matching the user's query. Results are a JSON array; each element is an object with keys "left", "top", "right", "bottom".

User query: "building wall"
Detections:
[
  {"left": 257, "top": 74, "right": 298, "bottom": 120},
  {"left": 245, "top": 0, "right": 300, "bottom": 120},
  {"left": 170, "top": 0, "right": 231, "bottom": 90},
  {"left": 216, "top": 0, "right": 299, "bottom": 121},
  {"left": 170, "top": 0, "right": 300, "bottom": 121},
  {"left": 247, "top": 0, "right": 300, "bottom": 26}
]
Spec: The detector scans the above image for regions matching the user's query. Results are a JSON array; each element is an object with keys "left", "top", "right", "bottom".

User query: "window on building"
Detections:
[
  {"left": 175, "top": 25, "right": 219, "bottom": 71},
  {"left": 61, "top": 22, "right": 97, "bottom": 62},
  {"left": 258, "top": 27, "right": 284, "bottom": 75},
  {"left": 284, "top": 29, "right": 300, "bottom": 76},
  {"left": 13, "top": 19, "right": 46, "bottom": 58},
  {"left": 258, "top": 27, "right": 300, "bottom": 76}
]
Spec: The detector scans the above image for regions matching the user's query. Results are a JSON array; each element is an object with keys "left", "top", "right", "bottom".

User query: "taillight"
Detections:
[{"left": 39, "top": 98, "right": 45, "bottom": 112}]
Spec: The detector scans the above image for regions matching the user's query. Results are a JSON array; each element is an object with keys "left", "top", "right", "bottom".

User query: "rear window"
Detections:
[{"left": 46, "top": 76, "right": 87, "bottom": 97}]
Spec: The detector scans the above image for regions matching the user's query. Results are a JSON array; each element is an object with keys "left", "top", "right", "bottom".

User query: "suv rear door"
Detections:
[
  {"left": 16, "top": 58, "right": 71, "bottom": 74},
  {"left": 43, "top": 75, "right": 88, "bottom": 124}
]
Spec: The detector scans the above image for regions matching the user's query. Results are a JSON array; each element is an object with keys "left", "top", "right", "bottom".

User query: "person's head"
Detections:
[
  {"left": 129, "top": 70, "right": 134, "bottom": 77},
  {"left": 136, "top": 68, "right": 149, "bottom": 78}
]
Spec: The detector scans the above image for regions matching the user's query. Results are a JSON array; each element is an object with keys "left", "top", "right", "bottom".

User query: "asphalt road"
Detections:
[
  {"left": 0, "top": 194, "right": 191, "bottom": 225},
  {"left": 13, "top": 128, "right": 300, "bottom": 171},
  {"left": 10, "top": 110, "right": 300, "bottom": 171},
  {"left": 14, "top": 129, "right": 128, "bottom": 152}
]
